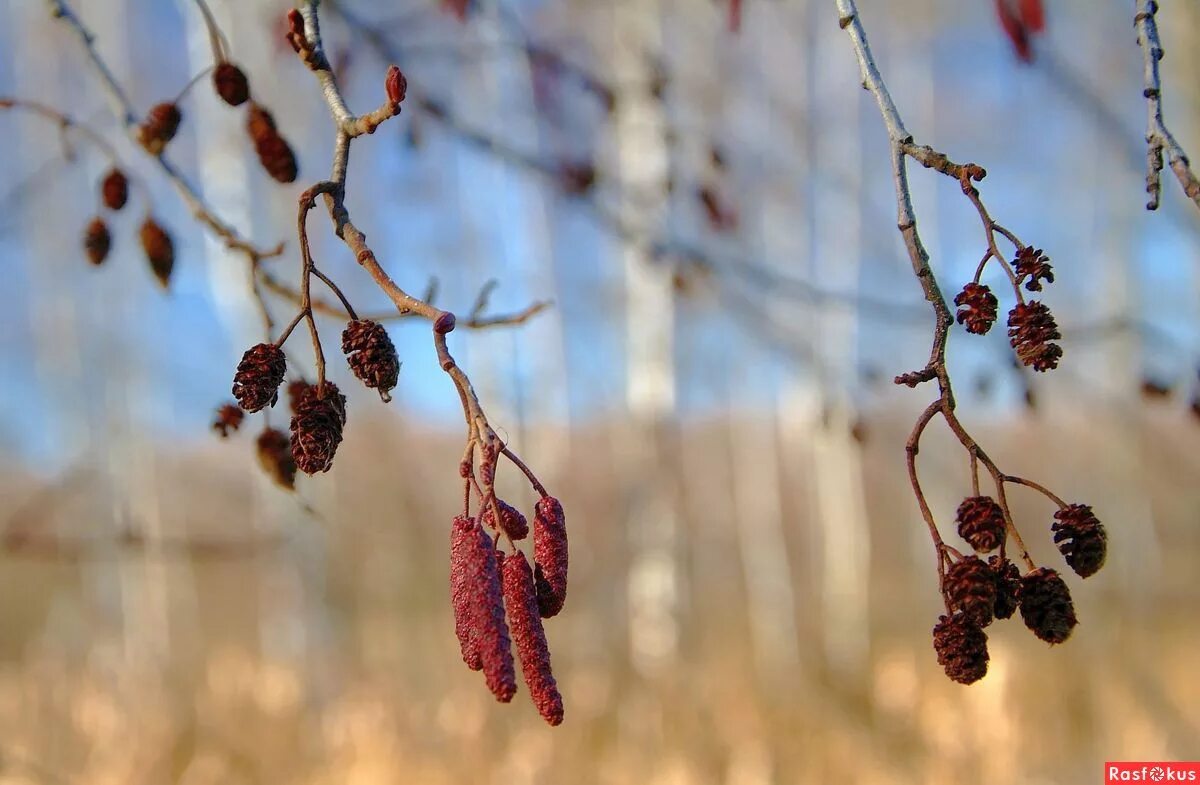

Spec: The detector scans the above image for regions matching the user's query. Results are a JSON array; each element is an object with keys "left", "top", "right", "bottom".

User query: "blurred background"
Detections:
[{"left": 1, "top": 0, "right": 1198, "bottom": 782}]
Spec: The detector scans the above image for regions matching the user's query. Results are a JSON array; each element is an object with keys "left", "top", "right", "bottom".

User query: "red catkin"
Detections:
[
  {"left": 503, "top": 551, "right": 564, "bottom": 726},
  {"left": 533, "top": 495, "right": 568, "bottom": 618},
  {"left": 465, "top": 520, "right": 516, "bottom": 702},
  {"left": 450, "top": 515, "right": 483, "bottom": 671}
]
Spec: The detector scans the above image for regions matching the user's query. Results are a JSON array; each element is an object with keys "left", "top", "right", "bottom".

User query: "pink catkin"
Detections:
[
  {"left": 502, "top": 551, "right": 564, "bottom": 726},
  {"left": 467, "top": 521, "right": 517, "bottom": 702},
  {"left": 449, "top": 515, "right": 482, "bottom": 671},
  {"left": 533, "top": 495, "right": 568, "bottom": 618}
]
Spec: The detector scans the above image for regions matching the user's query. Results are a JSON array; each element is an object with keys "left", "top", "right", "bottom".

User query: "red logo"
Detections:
[{"left": 1106, "top": 763, "right": 1200, "bottom": 783}]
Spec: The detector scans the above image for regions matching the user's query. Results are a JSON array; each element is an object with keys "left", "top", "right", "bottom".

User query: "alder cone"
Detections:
[
  {"left": 989, "top": 556, "right": 1021, "bottom": 620},
  {"left": 286, "top": 379, "right": 311, "bottom": 414},
  {"left": 932, "top": 613, "right": 989, "bottom": 685},
  {"left": 942, "top": 556, "right": 997, "bottom": 627},
  {"left": 83, "top": 217, "right": 111, "bottom": 265},
  {"left": 255, "top": 133, "right": 298, "bottom": 184},
  {"left": 211, "top": 402, "right": 244, "bottom": 438},
  {"left": 139, "top": 218, "right": 174, "bottom": 288},
  {"left": 289, "top": 382, "right": 347, "bottom": 474},
  {"left": 1008, "top": 301, "right": 1063, "bottom": 372},
  {"left": 954, "top": 283, "right": 998, "bottom": 335},
  {"left": 342, "top": 319, "right": 400, "bottom": 401},
  {"left": 1019, "top": 567, "right": 1077, "bottom": 644},
  {"left": 450, "top": 515, "right": 483, "bottom": 670},
  {"left": 213, "top": 62, "right": 251, "bottom": 106},
  {"left": 1051, "top": 504, "right": 1107, "bottom": 579},
  {"left": 231, "top": 343, "right": 286, "bottom": 413},
  {"left": 137, "top": 102, "right": 181, "bottom": 154},
  {"left": 100, "top": 168, "right": 128, "bottom": 211},
  {"left": 1013, "top": 246, "right": 1054, "bottom": 291},
  {"left": 246, "top": 103, "right": 277, "bottom": 141},
  {"left": 533, "top": 495, "right": 568, "bottom": 618},
  {"left": 503, "top": 551, "right": 564, "bottom": 726},
  {"left": 482, "top": 498, "right": 529, "bottom": 541},
  {"left": 955, "top": 495, "right": 1006, "bottom": 553},
  {"left": 256, "top": 427, "right": 296, "bottom": 490}
]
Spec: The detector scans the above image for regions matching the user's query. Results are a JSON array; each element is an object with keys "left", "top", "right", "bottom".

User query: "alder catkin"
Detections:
[
  {"left": 467, "top": 522, "right": 516, "bottom": 702},
  {"left": 482, "top": 498, "right": 529, "bottom": 541},
  {"left": 533, "top": 495, "right": 568, "bottom": 618},
  {"left": 450, "top": 515, "right": 484, "bottom": 671},
  {"left": 503, "top": 551, "right": 564, "bottom": 726}
]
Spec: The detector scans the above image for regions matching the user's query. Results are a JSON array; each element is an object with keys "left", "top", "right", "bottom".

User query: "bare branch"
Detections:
[{"left": 1135, "top": 0, "right": 1200, "bottom": 211}]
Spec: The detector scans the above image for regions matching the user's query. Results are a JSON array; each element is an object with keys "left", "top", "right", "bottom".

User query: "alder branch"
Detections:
[
  {"left": 286, "top": 0, "right": 551, "bottom": 530},
  {"left": 1135, "top": 0, "right": 1200, "bottom": 212},
  {"left": 836, "top": 0, "right": 1076, "bottom": 585}
]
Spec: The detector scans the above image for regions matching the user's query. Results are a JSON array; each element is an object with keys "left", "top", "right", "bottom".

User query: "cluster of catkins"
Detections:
[
  {"left": 954, "top": 246, "right": 1062, "bottom": 372},
  {"left": 932, "top": 496, "right": 1107, "bottom": 684},
  {"left": 214, "top": 319, "right": 399, "bottom": 486},
  {"left": 451, "top": 493, "right": 568, "bottom": 725},
  {"left": 82, "top": 167, "right": 174, "bottom": 287}
]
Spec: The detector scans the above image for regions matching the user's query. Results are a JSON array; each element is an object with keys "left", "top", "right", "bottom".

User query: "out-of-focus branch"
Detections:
[
  {"left": 836, "top": 0, "right": 1083, "bottom": 596},
  {"left": 1135, "top": 0, "right": 1200, "bottom": 212}
]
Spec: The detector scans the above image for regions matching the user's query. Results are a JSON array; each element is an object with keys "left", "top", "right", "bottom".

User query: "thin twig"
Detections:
[{"left": 1135, "top": 0, "right": 1200, "bottom": 211}]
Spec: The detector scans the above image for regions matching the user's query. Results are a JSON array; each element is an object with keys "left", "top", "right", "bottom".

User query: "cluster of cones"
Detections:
[
  {"left": 954, "top": 246, "right": 1062, "bottom": 372},
  {"left": 82, "top": 167, "right": 174, "bottom": 288},
  {"left": 933, "top": 496, "right": 1107, "bottom": 684},
  {"left": 214, "top": 318, "right": 400, "bottom": 487}
]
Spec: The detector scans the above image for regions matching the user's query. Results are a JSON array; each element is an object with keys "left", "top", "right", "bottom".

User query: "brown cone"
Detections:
[
  {"left": 1019, "top": 567, "right": 1077, "bottom": 644},
  {"left": 84, "top": 217, "right": 111, "bottom": 265},
  {"left": 231, "top": 343, "right": 286, "bottom": 412},
  {"left": 955, "top": 496, "right": 1006, "bottom": 553},
  {"left": 341, "top": 319, "right": 400, "bottom": 401},
  {"left": 289, "top": 381, "right": 347, "bottom": 474},
  {"left": 213, "top": 62, "right": 251, "bottom": 106},
  {"left": 1007, "top": 301, "right": 1063, "bottom": 372},
  {"left": 137, "top": 102, "right": 181, "bottom": 154},
  {"left": 100, "top": 169, "right": 128, "bottom": 211},
  {"left": 1013, "top": 246, "right": 1054, "bottom": 292},
  {"left": 932, "top": 613, "right": 989, "bottom": 685},
  {"left": 954, "top": 283, "right": 998, "bottom": 335},
  {"left": 1051, "top": 504, "right": 1107, "bottom": 579},
  {"left": 254, "top": 133, "right": 298, "bottom": 184},
  {"left": 989, "top": 556, "right": 1021, "bottom": 620},
  {"left": 503, "top": 551, "right": 564, "bottom": 725},
  {"left": 943, "top": 556, "right": 997, "bottom": 627},
  {"left": 256, "top": 427, "right": 297, "bottom": 490},
  {"left": 139, "top": 218, "right": 174, "bottom": 288},
  {"left": 211, "top": 402, "right": 244, "bottom": 438}
]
